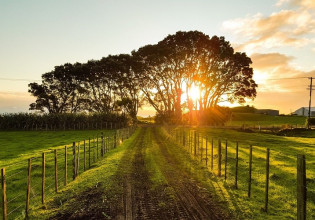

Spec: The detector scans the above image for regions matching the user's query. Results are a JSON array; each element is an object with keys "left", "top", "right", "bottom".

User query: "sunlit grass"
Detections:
[
  {"left": 29, "top": 128, "right": 140, "bottom": 219},
  {"left": 227, "top": 113, "right": 306, "bottom": 126},
  {"left": 0, "top": 129, "right": 116, "bottom": 219},
  {"left": 168, "top": 126, "right": 315, "bottom": 219}
]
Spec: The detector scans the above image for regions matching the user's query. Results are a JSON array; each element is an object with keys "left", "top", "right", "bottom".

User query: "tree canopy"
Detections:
[{"left": 29, "top": 30, "right": 257, "bottom": 124}]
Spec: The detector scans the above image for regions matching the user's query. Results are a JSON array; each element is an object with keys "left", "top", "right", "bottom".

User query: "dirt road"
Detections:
[{"left": 50, "top": 127, "right": 231, "bottom": 219}]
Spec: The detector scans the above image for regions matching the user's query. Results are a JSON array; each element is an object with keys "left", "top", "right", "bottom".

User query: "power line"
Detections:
[
  {"left": 0, "top": 77, "right": 41, "bottom": 82},
  {"left": 267, "top": 77, "right": 310, "bottom": 80}
]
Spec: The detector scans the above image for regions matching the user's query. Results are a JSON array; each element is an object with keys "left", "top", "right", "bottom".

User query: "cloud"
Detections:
[
  {"left": 248, "top": 52, "right": 314, "bottom": 113},
  {"left": 0, "top": 92, "right": 35, "bottom": 113},
  {"left": 292, "top": 0, "right": 315, "bottom": 9},
  {"left": 251, "top": 52, "right": 310, "bottom": 91},
  {"left": 222, "top": 5, "right": 315, "bottom": 53}
]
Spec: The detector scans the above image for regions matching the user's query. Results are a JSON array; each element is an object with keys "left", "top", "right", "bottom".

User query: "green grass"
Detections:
[
  {"left": 171, "top": 126, "right": 315, "bottom": 219},
  {"left": 3, "top": 126, "right": 315, "bottom": 219},
  {"left": 0, "top": 129, "right": 126, "bottom": 220},
  {"left": 227, "top": 113, "right": 306, "bottom": 127},
  {"left": 0, "top": 129, "right": 115, "bottom": 167},
  {"left": 28, "top": 128, "right": 140, "bottom": 219}
]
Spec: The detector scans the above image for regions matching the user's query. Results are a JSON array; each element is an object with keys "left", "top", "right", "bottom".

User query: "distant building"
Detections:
[
  {"left": 255, "top": 109, "right": 279, "bottom": 116},
  {"left": 293, "top": 107, "right": 315, "bottom": 116}
]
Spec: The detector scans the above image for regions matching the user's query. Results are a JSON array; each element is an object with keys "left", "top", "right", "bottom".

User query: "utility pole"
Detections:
[
  {"left": 309, "top": 77, "right": 313, "bottom": 119},
  {"left": 307, "top": 77, "right": 314, "bottom": 129}
]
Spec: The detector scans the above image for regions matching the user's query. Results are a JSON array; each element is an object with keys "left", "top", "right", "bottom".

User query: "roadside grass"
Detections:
[
  {"left": 28, "top": 128, "right": 140, "bottom": 219},
  {"left": 170, "top": 126, "right": 315, "bottom": 219},
  {"left": 0, "top": 129, "right": 115, "bottom": 219},
  {"left": 227, "top": 113, "right": 306, "bottom": 126},
  {"left": 155, "top": 127, "right": 236, "bottom": 218}
]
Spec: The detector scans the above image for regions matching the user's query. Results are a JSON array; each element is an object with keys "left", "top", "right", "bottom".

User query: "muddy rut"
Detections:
[
  {"left": 50, "top": 127, "right": 231, "bottom": 220},
  {"left": 119, "top": 127, "right": 230, "bottom": 220}
]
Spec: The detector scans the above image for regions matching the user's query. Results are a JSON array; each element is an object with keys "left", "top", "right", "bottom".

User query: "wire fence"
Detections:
[
  {"left": 1, "top": 126, "right": 136, "bottom": 220},
  {"left": 164, "top": 126, "right": 314, "bottom": 219}
]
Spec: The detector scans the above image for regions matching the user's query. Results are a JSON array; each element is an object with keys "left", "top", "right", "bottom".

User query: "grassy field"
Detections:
[
  {"left": 2, "top": 126, "right": 315, "bottom": 219},
  {"left": 29, "top": 127, "right": 232, "bottom": 219},
  {"left": 29, "top": 128, "right": 141, "bottom": 219},
  {"left": 173, "top": 126, "right": 315, "bottom": 219},
  {"left": 227, "top": 113, "right": 307, "bottom": 127},
  {"left": 0, "top": 129, "right": 122, "bottom": 219},
  {"left": 0, "top": 129, "right": 116, "bottom": 167}
]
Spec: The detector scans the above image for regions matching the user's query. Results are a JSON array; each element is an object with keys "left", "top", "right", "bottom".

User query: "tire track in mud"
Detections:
[
  {"left": 121, "top": 127, "right": 167, "bottom": 220},
  {"left": 152, "top": 127, "right": 230, "bottom": 220}
]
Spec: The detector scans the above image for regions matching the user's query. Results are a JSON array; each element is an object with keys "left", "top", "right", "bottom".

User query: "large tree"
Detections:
[
  {"left": 29, "top": 63, "right": 86, "bottom": 113},
  {"left": 133, "top": 31, "right": 257, "bottom": 122},
  {"left": 29, "top": 30, "right": 257, "bottom": 124}
]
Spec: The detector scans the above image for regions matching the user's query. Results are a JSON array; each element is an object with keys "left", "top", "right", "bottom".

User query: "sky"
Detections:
[{"left": 1, "top": 0, "right": 315, "bottom": 116}]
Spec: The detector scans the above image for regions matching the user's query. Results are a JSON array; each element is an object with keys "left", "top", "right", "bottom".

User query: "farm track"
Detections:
[
  {"left": 121, "top": 127, "right": 163, "bottom": 219},
  {"left": 117, "top": 127, "right": 229, "bottom": 219},
  {"left": 151, "top": 128, "right": 229, "bottom": 220},
  {"left": 50, "top": 127, "right": 230, "bottom": 219}
]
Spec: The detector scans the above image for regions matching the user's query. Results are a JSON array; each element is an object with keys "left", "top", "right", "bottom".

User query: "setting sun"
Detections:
[{"left": 190, "top": 84, "right": 200, "bottom": 101}]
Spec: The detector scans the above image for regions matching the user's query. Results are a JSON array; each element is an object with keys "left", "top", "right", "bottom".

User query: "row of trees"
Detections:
[
  {"left": 29, "top": 55, "right": 141, "bottom": 120},
  {"left": 29, "top": 31, "right": 257, "bottom": 124}
]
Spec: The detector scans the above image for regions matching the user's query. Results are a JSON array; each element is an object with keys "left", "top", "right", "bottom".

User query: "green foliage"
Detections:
[
  {"left": 228, "top": 113, "right": 306, "bottom": 126},
  {"left": 0, "top": 112, "right": 128, "bottom": 130},
  {"left": 231, "top": 105, "right": 256, "bottom": 113},
  {"left": 306, "top": 117, "right": 315, "bottom": 127}
]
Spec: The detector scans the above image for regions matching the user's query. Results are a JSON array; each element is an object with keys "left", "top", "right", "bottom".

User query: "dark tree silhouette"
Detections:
[
  {"left": 29, "top": 63, "right": 86, "bottom": 113},
  {"left": 133, "top": 31, "right": 257, "bottom": 122},
  {"left": 28, "top": 30, "right": 257, "bottom": 124}
]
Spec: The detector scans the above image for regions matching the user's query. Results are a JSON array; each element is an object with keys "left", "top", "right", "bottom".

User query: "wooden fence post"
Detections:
[
  {"left": 264, "top": 148, "right": 270, "bottom": 212},
  {"left": 84, "top": 141, "right": 86, "bottom": 171},
  {"left": 189, "top": 132, "right": 191, "bottom": 153},
  {"left": 93, "top": 137, "right": 96, "bottom": 162},
  {"left": 218, "top": 139, "right": 222, "bottom": 177},
  {"left": 65, "top": 146, "right": 67, "bottom": 186},
  {"left": 77, "top": 142, "right": 80, "bottom": 176},
  {"left": 297, "top": 154, "right": 306, "bottom": 220},
  {"left": 248, "top": 145, "right": 252, "bottom": 198},
  {"left": 89, "top": 138, "right": 91, "bottom": 168},
  {"left": 73, "top": 142, "right": 76, "bottom": 180},
  {"left": 101, "top": 133, "right": 104, "bottom": 157},
  {"left": 1, "top": 168, "right": 7, "bottom": 220},
  {"left": 211, "top": 138, "right": 214, "bottom": 170},
  {"left": 97, "top": 135, "right": 99, "bottom": 159},
  {"left": 114, "top": 131, "right": 117, "bottom": 148},
  {"left": 225, "top": 140, "right": 228, "bottom": 181},
  {"left": 235, "top": 142, "right": 239, "bottom": 189},
  {"left": 206, "top": 136, "right": 208, "bottom": 166},
  {"left": 54, "top": 149, "right": 58, "bottom": 193},
  {"left": 194, "top": 131, "right": 197, "bottom": 156},
  {"left": 42, "top": 153, "right": 45, "bottom": 204},
  {"left": 197, "top": 133, "right": 200, "bottom": 156},
  {"left": 26, "top": 158, "right": 31, "bottom": 217},
  {"left": 200, "top": 136, "right": 203, "bottom": 162}
]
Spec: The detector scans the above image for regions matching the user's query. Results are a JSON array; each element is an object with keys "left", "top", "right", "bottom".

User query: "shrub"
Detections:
[
  {"left": 306, "top": 117, "right": 315, "bottom": 127},
  {"left": 0, "top": 113, "right": 130, "bottom": 130}
]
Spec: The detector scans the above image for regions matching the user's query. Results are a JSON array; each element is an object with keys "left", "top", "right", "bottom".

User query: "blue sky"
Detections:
[{"left": 1, "top": 0, "right": 315, "bottom": 115}]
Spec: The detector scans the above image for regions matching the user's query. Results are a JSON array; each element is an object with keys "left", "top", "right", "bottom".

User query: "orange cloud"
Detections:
[
  {"left": 222, "top": 7, "right": 315, "bottom": 53},
  {"left": 248, "top": 53, "right": 314, "bottom": 113}
]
